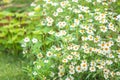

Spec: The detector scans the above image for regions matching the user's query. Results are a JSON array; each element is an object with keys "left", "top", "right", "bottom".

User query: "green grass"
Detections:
[{"left": 0, "top": 53, "right": 29, "bottom": 80}]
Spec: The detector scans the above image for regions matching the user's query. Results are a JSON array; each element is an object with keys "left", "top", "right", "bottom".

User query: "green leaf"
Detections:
[
  {"left": 32, "top": 30, "right": 43, "bottom": 35},
  {"left": 42, "top": 27, "right": 51, "bottom": 33},
  {"left": 0, "top": 33, "right": 7, "bottom": 37}
]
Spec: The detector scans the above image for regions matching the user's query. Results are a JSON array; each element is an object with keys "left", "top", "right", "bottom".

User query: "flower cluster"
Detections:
[{"left": 22, "top": 0, "right": 120, "bottom": 80}]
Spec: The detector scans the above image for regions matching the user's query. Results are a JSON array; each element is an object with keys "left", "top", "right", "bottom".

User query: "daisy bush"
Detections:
[{"left": 21, "top": 0, "right": 120, "bottom": 80}]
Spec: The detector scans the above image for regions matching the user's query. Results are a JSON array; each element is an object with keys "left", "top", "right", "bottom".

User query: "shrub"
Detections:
[
  {"left": 0, "top": 0, "right": 34, "bottom": 54},
  {"left": 21, "top": 0, "right": 120, "bottom": 80},
  {"left": 0, "top": 11, "right": 36, "bottom": 54}
]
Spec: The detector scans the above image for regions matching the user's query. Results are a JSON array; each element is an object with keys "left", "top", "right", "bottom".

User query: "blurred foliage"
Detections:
[
  {"left": 0, "top": 11, "right": 35, "bottom": 54},
  {"left": 110, "top": 0, "right": 120, "bottom": 13},
  {"left": 0, "top": 0, "right": 33, "bottom": 12},
  {"left": 0, "top": 52, "right": 29, "bottom": 80},
  {"left": 0, "top": 0, "right": 34, "bottom": 54}
]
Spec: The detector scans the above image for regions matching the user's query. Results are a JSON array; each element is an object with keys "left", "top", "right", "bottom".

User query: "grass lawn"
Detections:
[{"left": 0, "top": 53, "right": 29, "bottom": 80}]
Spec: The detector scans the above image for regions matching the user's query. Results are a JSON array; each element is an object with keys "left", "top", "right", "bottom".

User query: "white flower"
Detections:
[
  {"left": 57, "top": 8, "right": 63, "bottom": 13},
  {"left": 96, "top": 0, "right": 102, "bottom": 3},
  {"left": 74, "top": 19, "right": 80, "bottom": 25},
  {"left": 60, "top": 1, "right": 68, "bottom": 8},
  {"left": 34, "top": 5, "right": 40, "bottom": 11},
  {"left": 53, "top": 12, "right": 58, "bottom": 17},
  {"left": 100, "top": 26, "right": 108, "bottom": 32},
  {"left": 72, "top": 0, "right": 78, "bottom": 3},
  {"left": 44, "top": 60, "right": 49, "bottom": 63},
  {"left": 37, "top": 53, "right": 43, "bottom": 58},
  {"left": 65, "top": 77, "right": 71, "bottom": 80},
  {"left": 118, "top": 54, "right": 120, "bottom": 58},
  {"left": 69, "top": 65, "right": 75, "bottom": 69},
  {"left": 62, "top": 59, "right": 68, "bottom": 63},
  {"left": 46, "top": 51, "right": 53, "bottom": 57},
  {"left": 60, "top": 1, "right": 66, "bottom": 8},
  {"left": 87, "top": 35, "right": 94, "bottom": 41},
  {"left": 51, "top": 2, "right": 58, "bottom": 6},
  {"left": 112, "top": 0, "right": 116, "bottom": 2},
  {"left": 50, "top": 72, "right": 55, "bottom": 77},
  {"left": 100, "top": 61, "right": 106, "bottom": 66},
  {"left": 81, "top": 62, "right": 88, "bottom": 71},
  {"left": 51, "top": 65, "right": 55, "bottom": 68},
  {"left": 116, "top": 35, "right": 120, "bottom": 42},
  {"left": 90, "top": 61, "right": 96, "bottom": 66},
  {"left": 67, "top": 55, "right": 73, "bottom": 60},
  {"left": 102, "top": 47, "right": 111, "bottom": 53},
  {"left": 86, "top": 30, "right": 94, "bottom": 35},
  {"left": 94, "top": 36, "right": 100, "bottom": 43},
  {"left": 71, "top": 62, "right": 77, "bottom": 65},
  {"left": 45, "top": 0, "right": 52, "bottom": 4},
  {"left": 69, "top": 69, "right": 75, "bottom": 74},
  {"left": 81, "top": 36, "right": 88, "bottom": 41},
  {"left": 100, "top": 19, "right": 108, "bottom": 23},
  {"left": 97, "top": 65, "right": 104, "bottom": 69},
  {"left": 32, "top": 38, "right": 38, "bottom": 43},
  {"left": 84, "top": 49, "right": 90, "bottom": 54},
  {"left": 28, "top": 12, "right": 35, "bottom": 16},
  {"left": 75, "top": 66, "right": 82, "bottom": 73},
  {"left": 72, "top": 45, "right": 79, "bottom": 51},
  {"left": 30, "top": 2, "right": 36, "bottom": 7},
  {"left": 116, "top": 72, "right": 120, "bottom": 76},
  {"left": 103, "top": 68, "right": 110, "bottom": 74},
  {"left": 110, "top": 71, "right": 115, "bottom": 77},
  {"left": 79, "top": 29, "right": 85, "bottom": 34},
  {"left": 24, "top": 37, "right": 30, "bottom": 43},
  {"left": 69, "top": 75, "right": 74, "bottom": 80},
  {"left": 55, "top": 47, "right": 61, "bottom": 51},
  {"left": 86, "top": 0, "right": 92, "bottom": 2},
  {"left": 21, "top": 43, "right": 26, "bottom": 47},
  {"left": 78, "top": 14, "right": 84, "bottom": 19},
  {"left": 70, "top": 23, "right": 76, "bottom": 28},
  {"left": 58, "top": 71, "right": 64, "bottom": 77},
  {"left": 41, "top": 21, "right": 46, "bottom": 25},
  {"left": 57, "top": 21, "right": 66, "bottom": 28},
  {"left": 47, "top": 22, "right": 53, "bottom": 26},
  {"left": 67, "top": 46, "right": 73, "bottom": 50},
  {"left": 65, "top": 16, "right": 70, "bottom": 20},
  {"left": 37, "top": 65, "right": 41, "bottom": 69},
  {"left": 116, "top": 14, "right": 120, "bottom": 20},
  {"left": 33, "top": 71, "right": 37, "bottom": 76},
  {"left": 89, "top": 67, "right": 96, "bottom": 72},
  {"left": 46, "top": 17, "right": 54, "bottom": 23},
  {"left": 104, "top": 74, "right": 109, "bottom": 79},
  {"left": 48, "top": 30, "right": 55, "bottom": 35},
  {"left": 61, "top": 30, "right": 67, "bottom": 35},
  {"left": 100, "top": 13, "right": 106, "bottom": 19},
  {"left": 22, "top": 50, "right": 27, "bottom": 54},
  {"left": 106, "top": 60, "right": 113, "bottom": 65},
  {"left": 108, "top": 53, "right": 114, "bottom": 58},
  {"left": 73, "top": 9, "right": 80, "bottom": 13},
  {"left": 108, "top": 23, "right": 114, "bottom": 29},
  {"left": 58, "top": 65, "right": 64, "bottom": 70}
]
